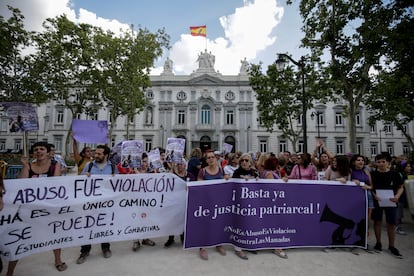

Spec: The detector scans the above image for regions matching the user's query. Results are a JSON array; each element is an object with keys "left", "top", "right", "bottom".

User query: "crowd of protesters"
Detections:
[{"left": 1, "top": 138, "right": 412, "bottom": 275}]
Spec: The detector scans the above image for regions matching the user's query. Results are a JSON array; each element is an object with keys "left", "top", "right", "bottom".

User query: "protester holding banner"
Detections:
[
  {"left": 164, "top": 159, "right": 193, "bottom": 247},
  {"left": 131, "top": 152, "right": 157, "bottom": 251},
  {"left": 231, "top": 153, "right": 260, "bottom": 260},
  {"left": 259, "top": 155, "right": 289, "bottom": 259},
  {"left": 371, "top": 154, "right": 404, "bottom": 258},
  {"left": 289, "top": 153, "right": 316, "bottom": 180},
  {"left": 323, "top": 155, "right": 351, "bottom": 183},
  {"left": 371, "top": 153, "right": 404, "bottom": 258},
  {"left": 6, "top": 142, "right": 67, "bottom": 275},
  {"left": 77, "top": 145, "right": 119, "bottom": 264},
  {"left": 223, "top": 153, "right": 239, "bottom": 177},
  {"left": 72, "top": 133, "right": 93, "bottom": 175},
  {"left": 350, "top": 154, "right": 374, "bottom": 253},
  {"left": 197, "top": 149, "right": 229, "bottom": 260},
  {"left": 311, "top": 141, "right": 334, "bottom": 180}
]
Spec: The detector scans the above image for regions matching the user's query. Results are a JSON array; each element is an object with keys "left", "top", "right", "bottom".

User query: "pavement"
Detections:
[{"left": 4, "top": 209, "right": 414, "bottom": 276}]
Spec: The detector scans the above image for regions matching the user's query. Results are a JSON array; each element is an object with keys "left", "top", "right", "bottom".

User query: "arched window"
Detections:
[{"left": 201, "top": 104, "right": 211, "bottom": 124}]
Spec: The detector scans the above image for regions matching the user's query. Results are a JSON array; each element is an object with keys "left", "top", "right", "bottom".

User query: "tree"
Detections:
[
  {"left": 93, "top": 26, "right": 169, "bottom": 143},
  {"left": 0, "top": 6, "right": 48, "bottom": 103},
  {"left": 32, "top": 15, "right": 102, "bottom": 157},
  {"left": 250, "top": 63, "right": 302, "bottom": 152},
  {"left": 366, "top": 1, "right": 414, "bottom": 151},
  {"left": 249, "top": 59, "right": 325, "bottom": 153},
  {"left": 292, "top": 0, "right": 398, "bottom": 153}
]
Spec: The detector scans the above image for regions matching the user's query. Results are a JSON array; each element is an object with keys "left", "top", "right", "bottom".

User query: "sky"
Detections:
[{"left": 0, "top": 0, "right": 308, "bottom": 75}]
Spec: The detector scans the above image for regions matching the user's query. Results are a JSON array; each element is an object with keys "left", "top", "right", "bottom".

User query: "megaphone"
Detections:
[
  {"left": 320, "top": 204, "right": 355, "bottom": 245},
  {"left": 320, "top": 204, "right": 354, "bottom": 229}
]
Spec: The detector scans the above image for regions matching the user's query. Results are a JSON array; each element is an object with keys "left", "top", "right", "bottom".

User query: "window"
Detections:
[
  {"left": 279, "top": 140, "right": 287, "bottom": 153},
  {"left": 54, "top": 137, "right": 63, "bottom": 151},
  {"left": 145, "top": 139, "right": 152, "bottom": 152},
  {"left": 89, "top": 112, "right": 98, "bottom": 120},
  {"left": 0, "top": 118, "right": 8, "bottom": 131},
  {"left": 259, "top": 139, "right": 267, "bottom": 153},
  {"left": 56, "top": 110, "right": 64, "bottom": 124},
  {"left": 201, "top": 105, "right": 211, "bottom": 124},
  {"left": 0, "top": 140, "right": 5, "bottom": 150},
  {"left": 384, "top": 124, "right": 392, "bottom": 133},
  {"left": 28, "top": 139, "right": 36, "bottom": 150},
  {"left": 335, "top": 112, "right": 343, "bottom": 126},
  {"left": 403, "top": 144, "right": 410, "bottom": 156},
  {"left": 317, "top": 113, "right": 324, "bottom": 125},
  {"left": 401, "top": 124, "right": 408, "bottom": 133},
  {"left": 297, "top": 114, "right": 303, "bottom": 126},
  {"left": 298, "top": 141, "right": 304, "bottom": 153},
  {"left": 356, "top": 141, "right": 362, "bottom": 155},
  {"left": 370, "top": 125, "right": 375, "bottom": 133},
  {"left": 370, "top": 143, "right": 377, "bottom": 156},
  {"left": 355, "top": 112, "right": 361, "bottom": 126},
  {"left": 146, "top": 90, "right": 153, "bottom": 99},
  {"left": 14, "top": 139, "right": 22, "bottom": 150},
  {"left": 386, "top": 144, "right": 394, "bottom": 155},
  {"left": 178, "top": 110, "right": 185, "bottom": 124},
  {"left": 225, "top": 110, "right": 234, "bottom": 125},
  {"left": 336, "top": 140, "right": 344, "bottom": 154}
]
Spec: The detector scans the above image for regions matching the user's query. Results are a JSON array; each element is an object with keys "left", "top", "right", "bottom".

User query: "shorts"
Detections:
[
  {"left": 367, "top": 191, "right": 374, "bottom": 208},
  {"left": 371, "top": 206, "right": 398, "bottom": 225}
]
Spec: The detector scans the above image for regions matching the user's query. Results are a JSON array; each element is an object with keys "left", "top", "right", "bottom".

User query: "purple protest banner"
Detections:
[
  {"left": 185, "top": 179, "right": 367, "bottom": 250},
  {"left": 72, "top": 119, "right": 108, "bottom": 144}
]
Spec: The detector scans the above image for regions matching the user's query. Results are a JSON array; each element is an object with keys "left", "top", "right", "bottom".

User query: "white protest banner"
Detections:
[{"left": 0, "top": 173, "right": 186, "bottom": 261}]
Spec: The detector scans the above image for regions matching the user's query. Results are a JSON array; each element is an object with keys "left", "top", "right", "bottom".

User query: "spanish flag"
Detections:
[{"left": 190, "top": 25, "right": 206, "bottom": 37}]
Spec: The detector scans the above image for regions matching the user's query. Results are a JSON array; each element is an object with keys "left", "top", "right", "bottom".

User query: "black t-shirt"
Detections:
[
  {"left": 232, "top": 167, "right": 259, "bottom": 179},
  {"left": 371, "top": 170, "right": 403, "bottom": 207}
]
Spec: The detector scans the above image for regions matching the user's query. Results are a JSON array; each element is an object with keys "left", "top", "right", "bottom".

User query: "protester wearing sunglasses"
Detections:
[{"left": 232, "top": 153, "right": 259, "bottom": 180}]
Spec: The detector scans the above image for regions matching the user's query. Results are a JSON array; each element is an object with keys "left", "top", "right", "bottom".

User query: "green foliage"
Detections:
[
  {"left": 366, "top": 5, "right": 414, "bottom": 148},
  {"left": 1, "top": 6, "right": 170, "bottom": 155},
  {"left": 0, "top": 6, "right": 49, "bottom": 103},
  {"left": 250, "top": 60, "right": 314, "bottom": 151},
  {"left": 32, "top": 15, "right": 102, "bottom": 116},
  {"left": 93, "top": 26, "right": 170, "bottom": 140},
  {"left": 291, "top": 0, "right": 413, "bottom": 153}
]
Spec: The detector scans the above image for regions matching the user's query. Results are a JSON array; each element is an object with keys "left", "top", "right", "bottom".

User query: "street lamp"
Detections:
[{"left": 275, "top": 53, "right": 308, "bottom": 153}]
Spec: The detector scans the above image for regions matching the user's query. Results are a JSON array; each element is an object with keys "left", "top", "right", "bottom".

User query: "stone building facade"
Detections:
[{"left": 0, "top": 51, "right": 412, "bottom": 159}]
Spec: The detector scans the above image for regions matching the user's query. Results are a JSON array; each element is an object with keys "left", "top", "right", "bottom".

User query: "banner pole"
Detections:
[{"left": 23, "top": 131, "right": 28, "bottom": 157}]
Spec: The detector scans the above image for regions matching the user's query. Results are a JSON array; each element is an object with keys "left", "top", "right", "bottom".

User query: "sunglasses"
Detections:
[
  {"left": 206, "top": 156, "right": 215, "bottom": 159},
  {"left": 241, "top": 159, "right": 250, "bottom": 162}
]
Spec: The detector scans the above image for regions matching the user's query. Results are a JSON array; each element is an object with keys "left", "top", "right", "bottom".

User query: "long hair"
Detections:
[
  {"left": 334, "top": 155, "right": 351, "bottom": 177},
  {"left": 350, "top": 154, "right": 366, "bottom": 170},
  {"left": 301, "top": 153, "right": 312, "bottom": 168}
]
